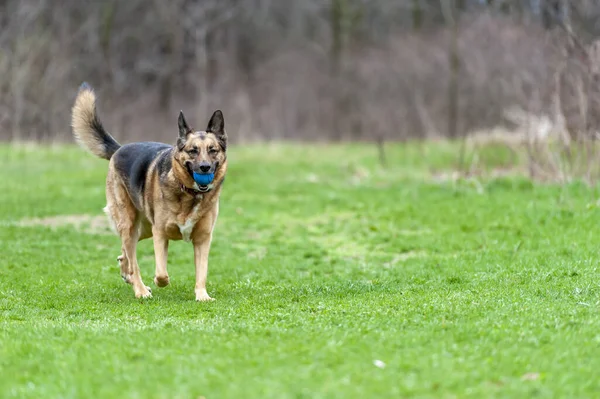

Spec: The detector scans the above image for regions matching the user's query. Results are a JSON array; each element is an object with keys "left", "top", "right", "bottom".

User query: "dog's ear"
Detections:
[
  {"left": 177, "top": 111, "right": 192, "bottom": 150},
  {"left": 206, "top": 110, "right": 227, "bottom": 148},
  {"left": 178, "top": 111, "right": 192, "bottom": 138}
]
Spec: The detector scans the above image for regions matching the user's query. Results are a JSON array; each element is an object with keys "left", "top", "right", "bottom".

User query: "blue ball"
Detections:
[{"left": 193, "top": 172, "right": 215, "bottom": 186}]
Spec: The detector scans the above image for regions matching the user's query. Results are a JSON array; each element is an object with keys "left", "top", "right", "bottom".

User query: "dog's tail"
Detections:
[{"left": 71, "top": 82, "right": 121, "bottom": 161}]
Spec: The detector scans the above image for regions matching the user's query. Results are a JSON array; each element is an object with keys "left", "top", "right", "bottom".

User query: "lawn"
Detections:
[{"left": 1, "top": 141, "right": 600, "bottom": 398}]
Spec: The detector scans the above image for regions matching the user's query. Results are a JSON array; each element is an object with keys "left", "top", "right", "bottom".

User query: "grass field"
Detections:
[{"left": 1, "top": 141, "right": 600, "bottom": 398}]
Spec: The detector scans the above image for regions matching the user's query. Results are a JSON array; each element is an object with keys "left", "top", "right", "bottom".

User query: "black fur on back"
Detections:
[{"left": 112, "top": 142, "right": 173, "bottom": 210}]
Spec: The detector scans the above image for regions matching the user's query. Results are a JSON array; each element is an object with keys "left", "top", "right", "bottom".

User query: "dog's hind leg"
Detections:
[
  {"left": 117, "top": 252, "right": 130, "bottom": 284},
  {"left": 110, "top": 227, "right": 152, "bottom": 298},
  {"left": 106, "top": 175, "right": 152, "bottom": 299},
  {"left": 105, "top": 194, "right": 134, "bottom": 285},
  {"left": 121, "top": 222, "right": 152, "bottom": 298}
]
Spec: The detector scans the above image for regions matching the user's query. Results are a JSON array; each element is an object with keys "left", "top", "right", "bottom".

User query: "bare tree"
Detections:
[{"left": 0, "top": 0, "right": 594, "bottom": 147}]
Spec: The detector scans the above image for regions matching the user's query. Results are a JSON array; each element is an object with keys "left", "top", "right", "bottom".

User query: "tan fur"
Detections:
[
  {"left": 71, "top": 88, "right": 117, "bottom": 160},
  {"left": 71, "top": 84, "right": 228, "bottom": 301}
]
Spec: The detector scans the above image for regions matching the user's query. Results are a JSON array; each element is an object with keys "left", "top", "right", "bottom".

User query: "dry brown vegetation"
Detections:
[{"left": 1, "top": 0, "right": 600, "bottom": 156}]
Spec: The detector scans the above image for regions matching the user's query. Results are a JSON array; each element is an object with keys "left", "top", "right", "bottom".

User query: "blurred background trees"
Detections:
[{"left": 0, "top": 0, "right": 599, "bottom": 144}]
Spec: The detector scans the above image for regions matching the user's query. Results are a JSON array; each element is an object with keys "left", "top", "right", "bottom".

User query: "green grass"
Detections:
[{"left": 1, "top": 141, "right": 600, "bottom": 398}]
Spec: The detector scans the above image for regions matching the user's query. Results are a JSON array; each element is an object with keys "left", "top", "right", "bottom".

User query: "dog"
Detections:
[{"left": 70, "top": 82, "right": 227, "bottom": 301}]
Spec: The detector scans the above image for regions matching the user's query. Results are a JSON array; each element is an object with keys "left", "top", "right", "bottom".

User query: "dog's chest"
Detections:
[{"left": 177, "top": 202, "right": 203, "bottom": 242}]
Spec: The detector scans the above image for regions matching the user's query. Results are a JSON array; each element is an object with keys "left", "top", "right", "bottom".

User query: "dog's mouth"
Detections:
[{"left": 185, "top": 162, "right": 213, "bottom": 192}]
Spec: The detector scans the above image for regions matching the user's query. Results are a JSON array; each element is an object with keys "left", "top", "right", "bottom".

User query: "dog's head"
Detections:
[{"left": 174, "top": 110, "right": 227, "bottom": 192}]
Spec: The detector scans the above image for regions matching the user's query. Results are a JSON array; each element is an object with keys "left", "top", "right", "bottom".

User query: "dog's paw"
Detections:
[
  {"left": 195, "top": 289, "right": 214, "bottom": 302},
  {"left": 135, "top": 285, "right": 153, "bottom": 299},
  {"left": 154, "top": 275, "right": 170, "bottom": 288}
]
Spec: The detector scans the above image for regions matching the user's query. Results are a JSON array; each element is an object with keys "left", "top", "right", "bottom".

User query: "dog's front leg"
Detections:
[
  {"left": 153, "top": 229, "right": 170, "bottom": 288},
  {"left": 192, "top": 205, "right": 219, "bottom": 302},
  {"left": 192, "top": 230, "right": 214, "bottom": 301}
]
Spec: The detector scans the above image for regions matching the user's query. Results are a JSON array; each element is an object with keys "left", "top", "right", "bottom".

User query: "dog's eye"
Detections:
[
  {"left": 188, "top": 148, "right": 198, "bottom": 156},
  {"left": 208, "top": 147, "right": 218, "bottom": 154}
]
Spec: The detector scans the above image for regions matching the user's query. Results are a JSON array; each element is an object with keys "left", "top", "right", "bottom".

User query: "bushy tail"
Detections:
[{"left": 71, "top": 82, "right": 120, "bottom": 160}]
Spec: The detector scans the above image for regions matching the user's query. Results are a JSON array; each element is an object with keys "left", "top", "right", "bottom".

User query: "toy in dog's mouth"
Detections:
[{"left": 193, "top": 172, "right": 215, "bottom": 192}]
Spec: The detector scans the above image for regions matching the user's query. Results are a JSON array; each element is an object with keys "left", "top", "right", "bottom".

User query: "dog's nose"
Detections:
[{"left": 198, "top": 163, "right": 211, "bottom": 173}]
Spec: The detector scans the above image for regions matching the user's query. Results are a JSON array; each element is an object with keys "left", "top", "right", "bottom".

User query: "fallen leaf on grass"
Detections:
[
  {"left": 373, "top": 359, "right": 386, "bottom": 369},
  {"left": 521, "top": 372, "right": 540, "bottom": 381}
]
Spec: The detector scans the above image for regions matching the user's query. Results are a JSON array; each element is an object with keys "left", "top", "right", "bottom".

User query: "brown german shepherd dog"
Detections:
[{"left": 71, "top": 83, "right": 227, "bottom": 301}]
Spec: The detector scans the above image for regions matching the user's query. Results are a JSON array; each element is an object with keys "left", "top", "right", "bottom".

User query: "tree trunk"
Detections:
[
  {"left": 330, "top": 0, "right": 345, "bottom": 140},
  {"left": 412, "top": 0, "right": 422, "bottom": 30},
  {"left": 441, "top": 0, "right": 460, "bottom": 139}
]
